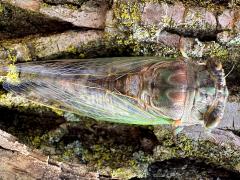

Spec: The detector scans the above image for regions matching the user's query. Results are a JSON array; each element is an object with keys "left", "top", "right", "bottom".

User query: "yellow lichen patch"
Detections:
[
  {"left": 51, "top": 107, "right": 64, "bottom": 116},
  {"left": 113, "top": 1, "right": 141, "bottom": 28},
  {"left": 143, "top": 0, "right": 159, "bottom": 3},
  {"left": 208, "top": 42, "right": 228, "bottom": 59},
  {"left": 0, "top": 3, "right": 3, "bottom": 14},
  {"left": 112, "top": 167, "right": 137, "bottom": 179},
  {"left": 66, "top": 45, "right": 78, "bottom": 54},
  {"left": 106, "top": 1, "right": 143, "bottom": 54},
  {"left": 161, "top": 15, "right": 173, "bottom": 27},
  {"left": 6, "top": 64, "right": 20, "bottom": 85},
  {"left": 0, "top": 92, "right": 33, "bottom": 110},
  {"left": 7, "top": 48, "right": 17, "bottom": 63},
  {"left": 79, "top": 53, "right": 85, "bottom": 58}
]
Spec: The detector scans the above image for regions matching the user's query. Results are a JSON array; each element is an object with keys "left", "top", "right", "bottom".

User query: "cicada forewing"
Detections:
[{"left": 2, "top": 57, "right": 176, "bottom": 125}]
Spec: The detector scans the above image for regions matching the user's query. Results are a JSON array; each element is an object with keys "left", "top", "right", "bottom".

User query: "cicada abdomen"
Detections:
[{"left": 1, "top": 57, "right": 228, "bottom": 129}]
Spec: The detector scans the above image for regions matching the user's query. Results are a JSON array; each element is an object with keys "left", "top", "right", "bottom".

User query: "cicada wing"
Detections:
[
  {"left": 2, "top": 80, "right": 76, "bottom": 113},
  {"left": 3, "top": 78, "right": 173, "bottom": 125},
  {"left": 15, "top": 57, "right": 171, "bottom": 78},
  {"left": 2, "top": 57, "right": 177, "bottom": 125}
]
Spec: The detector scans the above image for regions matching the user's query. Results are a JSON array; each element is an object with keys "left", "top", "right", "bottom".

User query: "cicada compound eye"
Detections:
[{"left": 204, "top": 108, "right": 221, "bottom": 129}]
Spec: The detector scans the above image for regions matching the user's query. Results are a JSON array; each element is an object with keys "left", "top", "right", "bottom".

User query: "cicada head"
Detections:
[
  {"left": 188, "top": 58, "right": 228, "bottom": 129},
  {"left": 203, "top": 59, "right": 228, "bottom": 129}
]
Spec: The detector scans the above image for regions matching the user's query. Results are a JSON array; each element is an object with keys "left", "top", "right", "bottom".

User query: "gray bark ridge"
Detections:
[{"left": 0, "top": 129, "right": 99, "bottom": 180}]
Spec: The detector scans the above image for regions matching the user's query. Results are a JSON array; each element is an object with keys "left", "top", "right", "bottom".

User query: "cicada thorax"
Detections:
[
  {"left": 89, "top": 60, "right": 194, "bottom": 122},
  {"left": 137, "top": 60, "right": 193, "bottom": 121}
]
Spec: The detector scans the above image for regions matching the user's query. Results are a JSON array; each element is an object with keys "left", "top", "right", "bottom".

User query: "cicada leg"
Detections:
[
  {"left": 179, "top": 47, "right": 189, "bottom": 61},
  {"left": 170, "top": 120, "right": 184, "bottom": 143}
]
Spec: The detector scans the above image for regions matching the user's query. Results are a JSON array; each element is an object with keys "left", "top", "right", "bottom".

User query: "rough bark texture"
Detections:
[
  {"left": 0, "top": 0, "right": 240, "bottom": 179},
  {"left": 0, "top": 129, "right": 99, "bottom": 179}
]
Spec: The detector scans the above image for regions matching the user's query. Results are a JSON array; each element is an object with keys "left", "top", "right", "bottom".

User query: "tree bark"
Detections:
[
  {"left": 0, "top": 129, "right": 99, "bottom": 179},
  {"left": 0, "top": 0, "right": 240, "bottom": 179}
]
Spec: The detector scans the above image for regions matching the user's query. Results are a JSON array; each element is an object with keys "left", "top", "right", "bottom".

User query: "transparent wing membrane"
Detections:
[
  {"left": 3, "top": 78, "right": 173, "bottom": 125},
  {"left": 15, "top": 57, "right": 171, "bottom": 78},
  {"left": 17, "top": 57, "right": 158, "bottom": 76}
]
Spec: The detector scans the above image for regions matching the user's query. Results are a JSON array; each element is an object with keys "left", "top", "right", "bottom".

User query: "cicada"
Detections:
[{"left": 1, "top": 57, "right": 228, "bottom": 129}]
